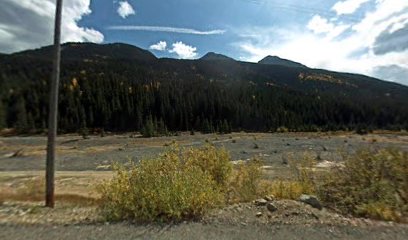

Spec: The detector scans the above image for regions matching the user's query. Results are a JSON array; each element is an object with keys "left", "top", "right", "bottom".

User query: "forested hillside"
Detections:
[{"left": 0, "top": 42, "right": 407, "bottom": 134}]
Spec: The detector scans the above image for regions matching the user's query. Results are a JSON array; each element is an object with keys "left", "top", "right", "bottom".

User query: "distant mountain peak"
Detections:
[
  {"left": 259, "top": 55, "right": 307, "bottom": 68},
  {"left": 200, "top": 52, "right": 235, "bottom": 61},
  {"left": 15, "top": 42, "right": 157, "bottom": 62}
]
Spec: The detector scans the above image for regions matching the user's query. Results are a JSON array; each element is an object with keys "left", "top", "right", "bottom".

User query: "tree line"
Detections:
[{"left": 0, "top": 58, "right": 407, "bottom": 135}]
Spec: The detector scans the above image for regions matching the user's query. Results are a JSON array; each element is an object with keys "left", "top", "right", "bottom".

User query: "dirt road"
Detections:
[{"left": 1, "top": 222, "right": 408, "bottom": 240}]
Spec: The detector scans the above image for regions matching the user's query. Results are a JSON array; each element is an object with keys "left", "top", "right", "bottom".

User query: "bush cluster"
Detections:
[
  {"left": 263, "top": 148, "right": 407, "bottom": 222},
  {"left": 317, "top": 148, "right": 407, "bottom": 222},
  {"left": 98, "top": 145, "right": 259, "bottom": 222},
  {"left": 98, "top": 145, "right": 407, "bottom": 223}
]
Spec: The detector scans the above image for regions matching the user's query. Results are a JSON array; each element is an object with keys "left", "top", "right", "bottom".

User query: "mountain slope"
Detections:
[
  {"left": 259, "top": 56, "right": 308, "bottom": 69},
  {"left": 200, "top": 52, "right": 236, "bottom": 62},
  {"left": 1, "top": 42, "right": 407, "bottom": 133},
  {"left": 13, "top": 42, "right": 157, "bottom": 62},
  {"left": 2, "top": 42, "right": 407, "bottom": 101}
]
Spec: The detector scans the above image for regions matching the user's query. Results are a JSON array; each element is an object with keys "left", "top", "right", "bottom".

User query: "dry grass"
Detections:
[
  {"left": 0, "top": 173, "right": 108, "bottom": 206},
  {"left": 259, "top": 154, "right": 317, "bottom": 200},
  {"left": 265, "top": 180, "right": 315, "bottom": 200},
  {"left": 228, "top": 158, "right": 263, "bottom": 203}
]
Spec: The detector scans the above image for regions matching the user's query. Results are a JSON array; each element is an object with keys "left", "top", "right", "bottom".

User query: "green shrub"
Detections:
[
  {"left": 277, "top": 126, "right": 289, "bottom": 133},
  {"left": 141, "top": 116, "right": 168, "bottom": 138},
  {"left": 97, "top": 145, "right": 232, "bottom": 222},
  {"left": 317, "top": 148, "right": 408, "bottom": 222}
]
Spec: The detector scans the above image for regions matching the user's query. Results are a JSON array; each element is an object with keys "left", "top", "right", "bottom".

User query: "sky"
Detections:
[{"left": 0, "top": 0, "right": 407, "bottom": 85}]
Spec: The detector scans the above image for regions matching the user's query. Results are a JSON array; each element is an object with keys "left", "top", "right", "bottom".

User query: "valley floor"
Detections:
[
  {"left": 1, "top": 131, "right": 407, "bottom": 173},
  {"left": 0, "top": 132, "right": 407, "bottom": 239}
]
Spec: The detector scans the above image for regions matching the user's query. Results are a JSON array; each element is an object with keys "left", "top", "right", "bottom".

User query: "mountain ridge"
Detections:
[
  {"left": 4, "top": 42, "right": 408, "bottom": 93},
  {"left": 13, "top": 42, "right": 157, "bottom": 62},
  {"left": 1, "top": 42, "right": 408, "bottom": 133},
  {"left": 259, "top": 55, "right": 308, "bottom": 69},
  {"left": 200, "top": 52, "right": 236, "bottom": 61}
]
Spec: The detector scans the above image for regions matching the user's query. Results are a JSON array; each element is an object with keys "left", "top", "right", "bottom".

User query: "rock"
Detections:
[
  {"left": 266, "top": 203, "right": 277, "bottom": 212},
  {"left": 5, "top": 149, "right": 26, "bottom": 158},
  {"left": 299, "top": 194, "right": 322, "bottom": 210},
  {"left": 254, "top": 199, "right": 268, "bottom": 206},
  {"left": 96, "top": 165, "right": 111, "bottom": 170},
  {"left": 264, "top": 195, "right": 275, "bottom": 201},
  {"left": 256, "top": 212, "right": 263, "bottom": 217}
]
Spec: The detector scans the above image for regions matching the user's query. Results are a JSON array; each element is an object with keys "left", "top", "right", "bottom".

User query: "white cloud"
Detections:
[
  {"left": 149, "top": 41, "right": 167, "bottom": 51},
  {"left": 236, "top": 0, "right": 408, "bottom": 84},
  {"left": 0, "top": 0, "right": 103, "bottom": 53},
  {"left": 117, "top": 1, "right": 135, "bottom": 19},
  {"left": 332, "top": 0, "right": 371, "bottom": 15},
  {"left": 307, "top": 15, "right": 349, "bottom": 39},
  {"left": 107, "top": 25, "right": 226, "bottom": 35},
  {"left": 169, "top": 42, "right": 197, "bottom": 59}
]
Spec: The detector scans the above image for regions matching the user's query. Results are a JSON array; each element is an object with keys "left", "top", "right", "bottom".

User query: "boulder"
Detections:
[
  {"left": 299, "top": 194, "right": 322, "bottom": 210},
  {"left": 254, "top": 199, "right": 268, "bottom": 206},
  {"left": 266, "top": 203, "right": 277, "bottom": 212},
  {"left": 264, "top": 195, "right": 275, "bottom": 202}
]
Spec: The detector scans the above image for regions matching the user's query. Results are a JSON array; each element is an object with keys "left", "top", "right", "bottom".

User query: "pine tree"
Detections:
[
  {"left": 141, "top": 115, "right": 155, "bottom": 137},
  {"left": 0, "top": 100, "right": 6, "bottom": 130},
  {"left": 202, "top": 119, "right": 211, "bottom": 134},
  {"left": 15, "top": 97, "right": 28, "bottom": 133},
  {"left": 157, "top": 118, "right": 168, "bottom": 136}
]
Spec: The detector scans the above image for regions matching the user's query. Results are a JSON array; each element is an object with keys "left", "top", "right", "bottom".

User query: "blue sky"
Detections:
[
  {"left": 81, "top": 0, "right": 338, "bottom": 59},
  {"left": 1, "top": 0, "right": 407, "bottom": 85}
]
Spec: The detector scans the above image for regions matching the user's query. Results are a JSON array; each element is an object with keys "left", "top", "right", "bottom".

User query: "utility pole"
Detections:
[{"left": 46, "top": 0, "right": 63, "bottom": 208}]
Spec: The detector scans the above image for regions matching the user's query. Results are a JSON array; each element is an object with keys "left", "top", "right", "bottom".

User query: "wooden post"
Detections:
[{"left": 46, "top": 0, "right": 63, "bottom": 208}]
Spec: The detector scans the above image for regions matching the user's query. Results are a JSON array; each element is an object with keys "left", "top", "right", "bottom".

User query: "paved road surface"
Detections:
[{"left": 1, "top": 222, "right": 408, "bottom": 240}]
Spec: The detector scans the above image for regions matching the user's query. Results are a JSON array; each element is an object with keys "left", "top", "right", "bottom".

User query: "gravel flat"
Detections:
[{"left": 1, "top": 132, "right": 407, "bottom": 172}]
